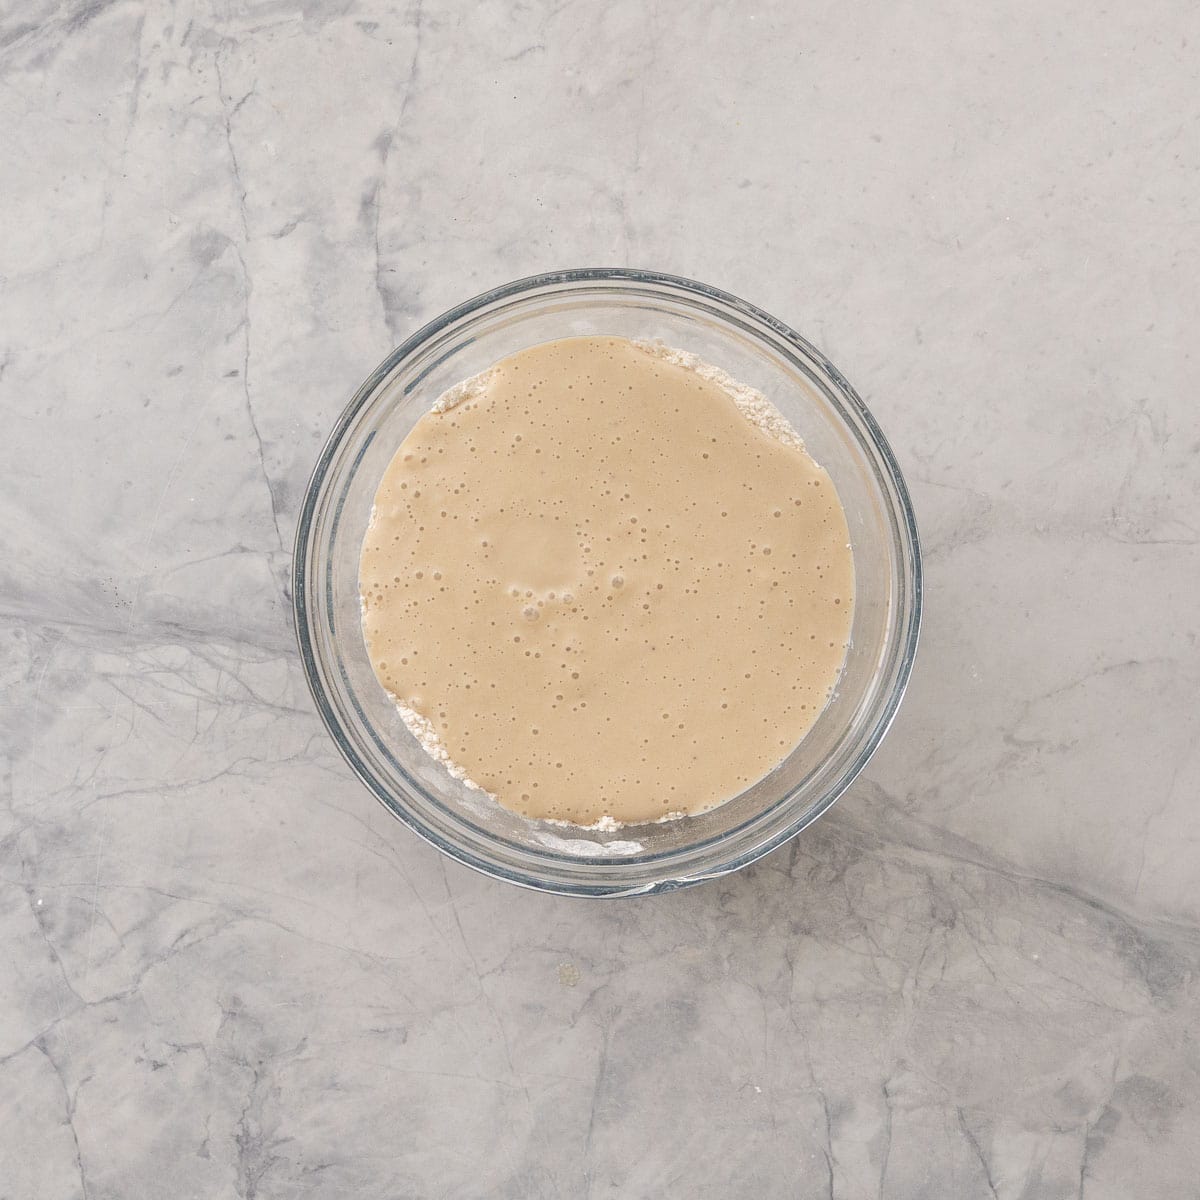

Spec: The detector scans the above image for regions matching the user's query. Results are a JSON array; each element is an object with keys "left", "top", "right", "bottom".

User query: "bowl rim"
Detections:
[{"left": 293, "top": 267, "right": 922, "bottom": 896}]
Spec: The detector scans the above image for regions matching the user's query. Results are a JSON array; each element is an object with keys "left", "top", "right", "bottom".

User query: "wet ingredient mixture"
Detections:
[{"left": 360, "top": 336, "right": 854, "bottom": 826}]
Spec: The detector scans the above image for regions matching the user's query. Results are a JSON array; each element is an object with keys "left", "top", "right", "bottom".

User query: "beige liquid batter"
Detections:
[{"left": 360, "top": 336, "right": 854, "bottom": 826}]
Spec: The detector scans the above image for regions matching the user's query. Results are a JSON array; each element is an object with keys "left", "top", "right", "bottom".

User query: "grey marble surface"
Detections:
[{"left": 2, "top": 1, "right": 1199, "bottom": 1196}]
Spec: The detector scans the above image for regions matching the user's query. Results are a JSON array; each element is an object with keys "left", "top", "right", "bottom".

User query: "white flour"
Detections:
[
  {"left": 390, "top": 697, "right": 497, "bottom": 799},
  {"left": 631, "top": 339, "right": 807, "bottom": 451},
  {"left": 430, "top": 368, "right": 493, "bottom": 413},
  {"left": 391, "top": 701, "right": 685, "bottom": 829}
]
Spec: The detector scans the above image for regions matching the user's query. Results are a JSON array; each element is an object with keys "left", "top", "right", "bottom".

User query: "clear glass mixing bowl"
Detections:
[{"left": 293, "top": 269, "right": 921, "bottom": 896}]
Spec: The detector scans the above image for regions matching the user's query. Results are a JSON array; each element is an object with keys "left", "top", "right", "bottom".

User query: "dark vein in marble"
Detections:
[
  {"left": 957, "top": 1107, "right": 999, "bottom": 1199},
  {"left": 214, "top": 53, "right": 286, "bottom": 568},
  {"left": 36, "top": 1038, "right": 90, "bottom": 1200},
  {"left": 370, "top": 0, "right": 424, "bottom": 339}
]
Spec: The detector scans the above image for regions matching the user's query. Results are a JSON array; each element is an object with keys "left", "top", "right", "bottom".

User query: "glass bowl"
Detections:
[{"left": 293, "top": 269, "right": 921, "bottom": 896}]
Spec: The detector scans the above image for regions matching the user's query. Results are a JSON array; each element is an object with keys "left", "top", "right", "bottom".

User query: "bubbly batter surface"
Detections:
[{"left": 360, "top": 336, "right": 854, "bottom": 826}]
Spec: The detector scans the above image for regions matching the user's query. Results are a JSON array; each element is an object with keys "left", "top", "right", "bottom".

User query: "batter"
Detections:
[{"left": 360, "top": 336, "right": 854, "bottom": 826}]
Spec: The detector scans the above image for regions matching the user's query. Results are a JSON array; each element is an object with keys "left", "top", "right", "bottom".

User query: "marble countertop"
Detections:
[{"left": 3, "top": 2, "right": 1199, "bottom": 1196}]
